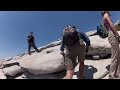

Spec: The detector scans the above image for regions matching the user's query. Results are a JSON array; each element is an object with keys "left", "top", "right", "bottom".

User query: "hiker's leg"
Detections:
[
  {"left": 65, "top": 54, "right": 76, "bottom": 79},
  {"left": 109, "top": 44, "right": 119, "bottom": 79},
  {"left": 28, "top": 44, "right": 31, "bottom": 55},
  {"left": 79, "top": 62, "right": 85, "bottom": 79},
  {"left": 108, "top": 30, "right": 120, "bottom": 79},
  {"left": 32, "top": 42, "right": 39, "bottom": 53},
  {"left": 65, "top": 69, "right": 74, "bottom": 79},
  {"left": 78, "top": 45, "right": 86, "bottom": 79}
]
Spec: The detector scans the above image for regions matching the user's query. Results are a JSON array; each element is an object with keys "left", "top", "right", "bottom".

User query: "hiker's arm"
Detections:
[
  {"left": 104, "top": 14, "right": 119, "bottom": 37},
  {"left": 27, "top": 36, "right": 30, "bottom": 40},
  {"left": 80, "top": 32, "right": 90, "bottom": 47},
  {"left": 60, "top": 36, "right": 65, "bottom": 51}
]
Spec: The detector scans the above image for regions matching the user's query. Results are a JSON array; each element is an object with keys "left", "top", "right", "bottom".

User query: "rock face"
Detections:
[
  {"left": 85, "top": 30, "right": 97, "bottom": 36},
  {"left": 1, "top": 30, "right": 120, "bottom": 79},
  {"left": 0, "top": 69, "right": 6, "bottom": 79},
  {"left": 2, "top": 65, "right": 23, "bottom": 76},
  {"left": 87, "top": 35, "right": 111, "bottom": 58},
  {"left": 19, "top": 46, "right": 65, "bottom": 75},
  {"left": 87, "top": 31, "right": 120, "bottom": 58}
]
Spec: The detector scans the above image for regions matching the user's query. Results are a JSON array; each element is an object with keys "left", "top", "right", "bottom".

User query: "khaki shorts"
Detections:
[{"left": 64, "top": 41, "right": 86, "bottom": 70}]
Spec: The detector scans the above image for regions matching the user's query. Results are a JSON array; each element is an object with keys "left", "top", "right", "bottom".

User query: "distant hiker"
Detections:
[
  {"left": 97, "top": 11, "right": 120, "bottom": 79},
  {"left": 27, "top": 32, "right": 39, "bottom": 55},
  {"left": 60, "top": 26, "right": 90, "bottom": 79}
]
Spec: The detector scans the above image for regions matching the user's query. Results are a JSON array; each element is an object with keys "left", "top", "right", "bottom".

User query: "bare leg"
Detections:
[
  {"left": 65, "top": 69, "right": 74, "bottom": 79},
  {"left": 79, "top": 62, "right": 84, "bottom": 79}
]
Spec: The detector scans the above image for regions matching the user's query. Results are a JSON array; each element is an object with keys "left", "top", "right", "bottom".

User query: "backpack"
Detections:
[
  {"left": 63, "top": 26, "right": 80, "bottom": 46},
  {"left": 97, "top": 19, "right": 108, "bottom": 38}
]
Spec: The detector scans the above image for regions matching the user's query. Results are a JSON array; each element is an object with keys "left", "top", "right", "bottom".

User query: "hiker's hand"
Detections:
[
  {"left": 86, "top": 48, "right": 88, "bottom": 53},
  {"left": 60, "top": 51, "right": 65, "bottom": 55}
]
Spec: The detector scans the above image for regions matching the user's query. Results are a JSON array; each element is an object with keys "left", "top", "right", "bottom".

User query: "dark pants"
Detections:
[{"left": 28, "top": 42, "right": 39, "bottom": 54}]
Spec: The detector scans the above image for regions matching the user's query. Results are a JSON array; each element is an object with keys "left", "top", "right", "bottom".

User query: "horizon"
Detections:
[{"left": 0, "top": 11, "right": 120, "bottom": 59}]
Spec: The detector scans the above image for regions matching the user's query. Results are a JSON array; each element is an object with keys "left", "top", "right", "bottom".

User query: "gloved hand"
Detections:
[{"left": 60, "top": 51, "right": 65, "bottom": 55}]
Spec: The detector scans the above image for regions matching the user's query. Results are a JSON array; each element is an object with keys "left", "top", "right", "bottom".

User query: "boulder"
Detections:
[
  {"left": 2, "top": 65, "right": 24, "bottom": 76},
  {"left": 86, "top": 31, "right": 120, "bottom": 57},
  {"left": 38, "top": 40, "right": 61, "bottom": 51},
  {"left": 0, "top": 69, "right": 6, "bottom": 79},
  {"left": 19, "top": 46, "right": 65, "bottom": 75},
  {"left": 87, "top": 35, "right": 111, "bottom": 57}
]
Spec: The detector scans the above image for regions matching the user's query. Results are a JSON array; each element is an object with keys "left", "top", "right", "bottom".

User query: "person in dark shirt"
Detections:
[
  {"left": 60, "top": 26, "right": 90, "bottom": 79},
  {"left": 27, "top": 32, "right": 39, "bottom": 55}
]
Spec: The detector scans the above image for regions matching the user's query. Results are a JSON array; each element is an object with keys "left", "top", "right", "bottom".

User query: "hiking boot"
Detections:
[{"left": 37, "top": 49, "right": 41, "bottom": 53}]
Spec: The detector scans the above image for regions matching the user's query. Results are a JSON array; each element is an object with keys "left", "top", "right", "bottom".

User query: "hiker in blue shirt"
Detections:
[
  {"left": 60, "top": 26, "right": 90, "bottom": 79},
  {"left": 60, "top": 31, "right": 90, "bottom": 53}
]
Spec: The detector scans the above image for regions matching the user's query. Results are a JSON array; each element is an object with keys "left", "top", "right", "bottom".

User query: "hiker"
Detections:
[
  {"left": 27, "top": 32, "right": 39, "bottom": 55},
  {"left": 97, "top": 11, "right": 120, "bottom": 79},
  {"left": 60, "top": 26, "right": 90, "bottom": 79}
]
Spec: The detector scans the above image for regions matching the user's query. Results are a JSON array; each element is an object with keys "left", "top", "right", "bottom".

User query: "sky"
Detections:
[{"left": 0, "top": 11, "right": 120, "bottom": 59}]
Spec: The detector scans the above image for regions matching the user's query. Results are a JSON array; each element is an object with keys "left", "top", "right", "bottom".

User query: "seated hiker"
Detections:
[
  {"left": 60, "top": 25, "right": 90, "bottom": 79},
  {"left": 27, "top": 32, "right": 40, "bottom": 55}
]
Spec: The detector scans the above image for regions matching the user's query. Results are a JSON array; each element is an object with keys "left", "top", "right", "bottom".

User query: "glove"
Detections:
[{"left": 60, "top": 51, "right": 65, "bottom": 55}]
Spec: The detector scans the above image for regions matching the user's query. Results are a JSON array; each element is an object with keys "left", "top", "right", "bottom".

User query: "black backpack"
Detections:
[{"left": 63, "top": 26, "right": 79, "bottom": 46}]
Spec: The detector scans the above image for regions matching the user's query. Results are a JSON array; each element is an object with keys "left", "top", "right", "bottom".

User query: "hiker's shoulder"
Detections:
[{"left": 79, "top": 32, "right": 85, "bottom": 36}]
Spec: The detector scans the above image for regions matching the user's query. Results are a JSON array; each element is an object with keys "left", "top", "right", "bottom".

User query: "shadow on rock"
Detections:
[
  {"left": 74, "top": 65, "right": 97, "bottom": 79},
  {"left": 6, "top": 73, "right": 23, "bottom": 79},
  {"left": 85, "top": 54, "right": 111, "bottom": 60},
  {"left": 22, "top": 70, "right": 66, "bottom": 79},
  {"left": 106, "top": 64, "right": 110, "bottom": 71}
]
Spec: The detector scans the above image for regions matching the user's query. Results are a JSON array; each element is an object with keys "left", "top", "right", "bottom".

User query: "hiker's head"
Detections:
[
  {"left": 64, "top": 26, "right": 76, "bottom": 32},
  {"left": 101, "top": 11, "right": 111, "bottom": 17},
  {"left": 30, "top": 32, "right": 33, "bottom": 36}
]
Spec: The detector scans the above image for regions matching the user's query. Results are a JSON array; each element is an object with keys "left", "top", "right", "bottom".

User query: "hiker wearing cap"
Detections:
[
  {"left": 97, "top": 11, "right": 120, "bottom": 79},
  {"left": 27, "top": 32, "right": 40, "bottom": 55},
  {"left": 60, "top": 26, "right": 90, "bottom": 79}
]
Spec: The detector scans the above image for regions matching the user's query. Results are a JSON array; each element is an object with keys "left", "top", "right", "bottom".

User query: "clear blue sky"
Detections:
[{"left": 0, "top": 11, "right": 120, "bottom": 59}]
